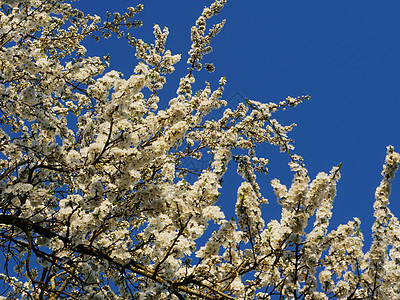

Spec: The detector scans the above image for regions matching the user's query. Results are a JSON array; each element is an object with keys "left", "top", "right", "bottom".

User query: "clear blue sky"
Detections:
[{"left": 74, "top": 0, "right": 400, "bottom": 248}]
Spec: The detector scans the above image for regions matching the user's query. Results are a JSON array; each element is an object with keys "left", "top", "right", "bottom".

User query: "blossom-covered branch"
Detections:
[{"left": 0, "top": 1, "right": 399, "bottom": 299}]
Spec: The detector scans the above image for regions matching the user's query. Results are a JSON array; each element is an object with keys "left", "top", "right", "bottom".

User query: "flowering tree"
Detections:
[{"left": 0, "top": 0, "right": 399, "bottom": 299}]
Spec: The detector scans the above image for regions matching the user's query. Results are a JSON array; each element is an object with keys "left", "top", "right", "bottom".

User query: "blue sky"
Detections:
[{"left": 74, "top": 0, "right": 400, "bottom": 248}]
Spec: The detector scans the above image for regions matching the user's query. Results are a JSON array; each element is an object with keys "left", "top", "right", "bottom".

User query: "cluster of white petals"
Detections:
[{"left": 0, "top": 1, "right": 399, "bottom": 299}]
